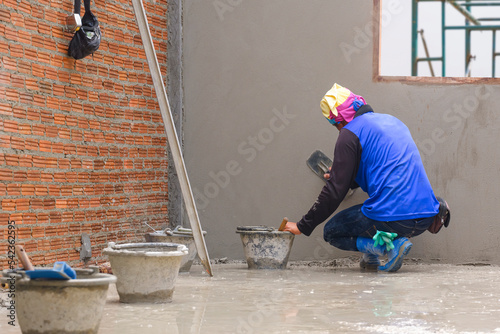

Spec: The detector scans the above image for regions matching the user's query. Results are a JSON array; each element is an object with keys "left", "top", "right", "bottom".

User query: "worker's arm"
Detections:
[
  {"left": 324, "top": 167, "right": 359, "bottom": 190},
  {"left": 296, "top": 129, "right": 361, "bottom": 236}
]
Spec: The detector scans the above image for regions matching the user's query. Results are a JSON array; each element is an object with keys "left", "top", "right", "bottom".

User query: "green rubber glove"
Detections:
[{"left": 373, "top": 230, "right": 398, "bottom": 252}]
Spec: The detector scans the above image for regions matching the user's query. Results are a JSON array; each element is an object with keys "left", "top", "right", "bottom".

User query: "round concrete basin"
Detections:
[{"left": 103, "top": 242, "right": 187, "bottom": 303}]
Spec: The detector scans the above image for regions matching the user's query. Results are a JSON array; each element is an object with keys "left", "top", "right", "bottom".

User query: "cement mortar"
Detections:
[{"left": 236, "top": 230, "right": 295, "bottom": 269}]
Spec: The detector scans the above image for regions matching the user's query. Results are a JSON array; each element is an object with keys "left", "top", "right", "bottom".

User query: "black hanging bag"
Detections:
[{"left": 68, "top": 0, "right": 101, "bottom": 60}]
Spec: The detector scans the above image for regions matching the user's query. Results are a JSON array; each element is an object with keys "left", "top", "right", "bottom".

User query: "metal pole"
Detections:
[
  {"left": 420, "top": 0, "right": 500, "bottom": 5},
  {"left": 447, "top": 0, "right": 481, "bottom": 25},
  {"left": 417, "top": 57, "right": 445, "bottom": 61},
  {"left": 412, "top": 0, "right": 419, "bottom": 76},
  {"left": 442, "top": 0, "right": 447, "bottom": 76},
  {"left": 493, "top": 30, "right": 497, "bottom": 77},
  {"left": 465, "top": 0, "right": 472, "bottom": 76},
  {"left": 444, "top": 24, "right": 500, "bottom": 29},
  {"left": 453, "top": 1, "right": 500, "bottom": 6},
  {"left": 419, "top": 30, "right": 436, "bottom": 76},
  {"left": 131, "top": 0, "right": 213, "bottom": 276}
]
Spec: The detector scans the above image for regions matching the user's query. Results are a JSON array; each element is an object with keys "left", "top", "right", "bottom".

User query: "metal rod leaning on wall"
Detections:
[
  {"left": 418, "top": 30, "right": 436, "bottom": 77},
  {"left": 131, "top": 0, "right": 213, "bottom": 276}
]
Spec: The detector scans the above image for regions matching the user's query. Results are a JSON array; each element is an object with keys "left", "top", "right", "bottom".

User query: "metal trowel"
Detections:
[
  {"left": 306, "top": 150, "right": 332, "bottom": 181},
  {"left": 306, "top": 150, "right": 356, "bottom": 198}
]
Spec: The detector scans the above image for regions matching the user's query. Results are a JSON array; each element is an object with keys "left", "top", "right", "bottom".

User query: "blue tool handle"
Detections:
[{"left": 54, "top": 262, "right": 77, "bottom": 279}]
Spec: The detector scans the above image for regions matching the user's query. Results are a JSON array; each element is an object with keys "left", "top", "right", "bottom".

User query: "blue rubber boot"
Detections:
[
  {"left": 356, "top": 237, "right": 386, "bottom": 271},
  {"left": 378, "top": 237, "right": 413, "bottom": 272}
]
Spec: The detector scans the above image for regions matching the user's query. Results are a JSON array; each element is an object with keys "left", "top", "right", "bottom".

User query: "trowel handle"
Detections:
[
  {"left": 15, "top": 245, "right": 34, "bottom": 271},
  {"left": 279, "top": 217, "right": 289, "bottom": 231}
]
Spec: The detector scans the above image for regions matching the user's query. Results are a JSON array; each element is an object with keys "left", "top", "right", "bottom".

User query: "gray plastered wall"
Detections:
[
  {"left": 167, "top": 0, "right": 184, "bottom": 228},
  {"left": 180, "top": 0, "right": 500, "bottom": 264}
]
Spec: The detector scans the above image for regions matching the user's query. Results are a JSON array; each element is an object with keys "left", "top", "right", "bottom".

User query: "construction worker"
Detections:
[{"left": 284, "top": 83, "right": 450, "bottom": 272}]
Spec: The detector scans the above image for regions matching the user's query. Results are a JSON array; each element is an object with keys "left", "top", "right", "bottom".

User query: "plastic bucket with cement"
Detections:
[
  {"left": 1, "top": 267, "right": 116, "bottom": 334},
  {"left": 144, "top": 229, "right": 206, "bottom": 272},
  {"left": 236, "top": 226, "right": 295, "bottom": 269},
  {"left": 103, "top": 242, "right": 188, "bottom": 303}
]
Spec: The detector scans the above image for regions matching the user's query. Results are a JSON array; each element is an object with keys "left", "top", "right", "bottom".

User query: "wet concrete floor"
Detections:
[{"left": 2, "top": 262, "right": 500, "bottom": 333}]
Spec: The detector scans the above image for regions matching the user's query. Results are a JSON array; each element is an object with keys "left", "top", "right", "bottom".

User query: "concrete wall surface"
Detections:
[{"left": 182, "top": 0, "right": 500, "bottom": 264}]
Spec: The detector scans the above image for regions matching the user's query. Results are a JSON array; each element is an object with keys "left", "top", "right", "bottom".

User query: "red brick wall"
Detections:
[{"left": 0, "top": 0, "right": 170, "bottom": 269}]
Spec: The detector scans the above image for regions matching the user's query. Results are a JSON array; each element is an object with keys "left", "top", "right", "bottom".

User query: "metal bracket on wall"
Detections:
[
  {"left": 130, "top": 0, "right": 213, "bottom": 276},
  {"left": 66, "top": 0, "right": 82, "bottom": 32},
  {"left": 80, "top": 233, "right": 92, "bottom": 262}
]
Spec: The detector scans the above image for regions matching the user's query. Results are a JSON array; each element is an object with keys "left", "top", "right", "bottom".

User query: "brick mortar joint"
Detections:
[
  {"left": 1, "top": 53, "right": 168, "bottom": 81},
  {"left": 0, "top": 115, "right": 170, "bottom": 134},
  {"left": 0, "top": 211, "right": 169, "bottom": 219},
  {"left": 0, "top": 218, "right": 169, "bottom": 231},
  {"left": 0, "top": 177, "right": 169, "bottom": 183},
  {"left": 0, "top": 193, "right": 169, "bottom": 200},
  {"left": 3, "top": 51, "right": 167, "bottom": 83},
  {"left": 0, "top": 171, "right": 169, "bottom": 177},
  {"left": 0, "top": 190, "right": 169, "bottom": 196},
  {"left": 0, "top": 163, "right": 169, "bottom": 171},
  {"left": 0, "top": 2, "right": 169, "bottom": 32},
  {"left": 0, "top": 199, "right": 169, "bottom": 206},
  {"left": 0, "top": 135, "right": 170, "bottom": 150},
  {"left": 0, "top": 111, "right": 169, "bottom": 133},
  {"left": 1, "top": 88, "right": 167, "bottom": 112},
  {"left": 0, "top": 217, "right": 170, "bottom": 230}
]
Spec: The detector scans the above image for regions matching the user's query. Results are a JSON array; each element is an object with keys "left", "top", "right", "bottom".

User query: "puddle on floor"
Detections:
[{"left": 2, "top": 263, "right": 500, "bottom": 333}]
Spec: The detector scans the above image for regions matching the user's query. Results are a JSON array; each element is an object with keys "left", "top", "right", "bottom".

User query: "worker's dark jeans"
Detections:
[{"left": 323, "top": 204, "right": 435, "bottom": 252}]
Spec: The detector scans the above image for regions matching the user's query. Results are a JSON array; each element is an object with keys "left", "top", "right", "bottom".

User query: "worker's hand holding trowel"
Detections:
[
  {"left": 281, "top": 151, "right": 353, "bottom": 238},
  {"left": 278, "top": 217, "right": 302, "bottom": 235},
  {"left": 323, "top": 166, "right": 331, "bottom": 180},
  {"left": 283, "top": 222, "right": 302, "bottom": 235},
  {"left": 323, "top": 165, "right": 356, "bottom": 198}
]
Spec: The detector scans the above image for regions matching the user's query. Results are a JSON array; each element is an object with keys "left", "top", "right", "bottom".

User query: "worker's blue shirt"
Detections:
[
  {"left": 297, "top": 105, "right": 439, "bottom": 236},
  {"left": 345, "top": 111, "right": 439, "bottom": 221}
]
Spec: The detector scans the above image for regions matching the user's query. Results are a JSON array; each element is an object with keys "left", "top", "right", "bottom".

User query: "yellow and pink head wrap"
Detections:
[{"left": 320, "top": 83, "right": 366, "bottom": 125}]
